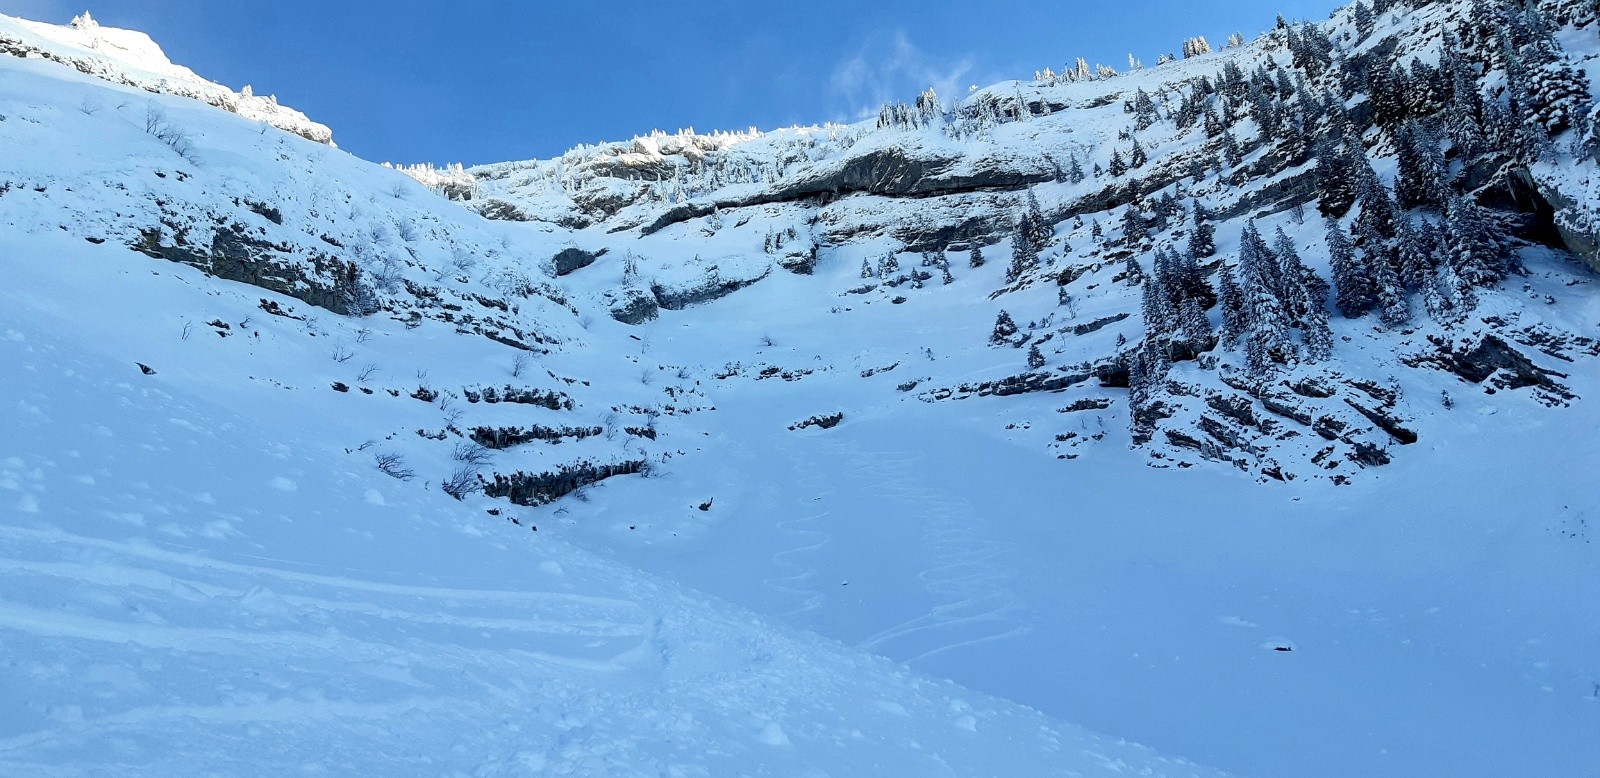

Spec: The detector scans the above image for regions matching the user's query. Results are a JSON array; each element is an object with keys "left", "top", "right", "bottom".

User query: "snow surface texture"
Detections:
[{"left": 2, "top": 1, "right": 1600, "bottom": 776}]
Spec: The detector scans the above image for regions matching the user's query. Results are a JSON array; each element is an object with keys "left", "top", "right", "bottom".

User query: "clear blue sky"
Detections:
[{"left": 3, "top": 1, "right": 1343, "bottom": 165}]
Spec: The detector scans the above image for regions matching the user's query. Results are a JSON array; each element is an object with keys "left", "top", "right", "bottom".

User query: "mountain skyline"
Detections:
[{"left": 0, "top": 0, "right": 1343, "bottom": 163}]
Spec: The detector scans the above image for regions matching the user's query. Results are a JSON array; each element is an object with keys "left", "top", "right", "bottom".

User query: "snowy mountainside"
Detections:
[
  {"left": 2, "top": 2, "right": 1600, "bottom": 776},
  {"left": 431, "top": 0, "right": 1600, "bottom": 484},
  {"left": 0, "top": 12, "right": 1222, "bottom": 777}
]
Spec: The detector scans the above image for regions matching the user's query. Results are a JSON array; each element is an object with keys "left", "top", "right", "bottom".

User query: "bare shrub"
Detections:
[
  {"left": 374, "top": 452, "right": 414, "bottom": 481},
  {"left": 441, "top": 467, "right": 481, "bottom": 500}
]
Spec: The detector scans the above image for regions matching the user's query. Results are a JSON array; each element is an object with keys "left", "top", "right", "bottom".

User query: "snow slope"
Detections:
[
  {"left": 4, "top": 2, "right": 1600, "bottom": 776},
  {"left": 0, "top": 24, "right": 1219, "bottom": 777}
]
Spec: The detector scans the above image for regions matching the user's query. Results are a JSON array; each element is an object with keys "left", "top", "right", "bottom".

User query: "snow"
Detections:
[{"left": 2, "top": 2, "right": 1600, "bottom": 776}]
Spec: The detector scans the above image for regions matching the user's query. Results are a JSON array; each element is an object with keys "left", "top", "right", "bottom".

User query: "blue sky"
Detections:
[{"left": 4, "top": 1, "right": 1342, "bottom": 165}]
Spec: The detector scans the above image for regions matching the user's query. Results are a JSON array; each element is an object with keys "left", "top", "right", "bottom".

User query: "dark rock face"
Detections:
[
  {"left": 775, "top": 146, "right": 1053, "bottom": 201},
  {"left": 1530, "top": 170, "right": 1600, "bottom": 272},
  {"left": 651, "top": 267, "right": 773, "bottom": 311},
  {"left": 922, "top": 368, "right": 1095, "bottom": 401},
  {"left": 1068, "top": 313, "right": 1132, "bottom": 337},
  {"left": 134, "top": 222, "right": 366, "bottom": 315},
  {"left": 1410, "top": 335, "right": 1574, "bottom": 403},
  {"left": 641, "top": 147, "right": 1055, "bottom": 237},
  {"left": 483, "top": 460, "right": 646, "bottom": 507},
  {"left": 552, "top": 247, "right": 604, "bottom": 276},
  {"left": 789, "top": 412, "right": 845, "bottom": 431}
]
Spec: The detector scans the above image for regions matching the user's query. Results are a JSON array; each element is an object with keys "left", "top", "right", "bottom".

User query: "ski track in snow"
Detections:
[
  {"left": 760, "top": 449, "right": 833, "bottom": 618},
  {"left": 817, "top": 439, "right": 1029, "bottom": 666}
]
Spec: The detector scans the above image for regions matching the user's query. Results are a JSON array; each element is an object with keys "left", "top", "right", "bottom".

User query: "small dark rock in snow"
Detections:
[
  {"left": 136, "top": 362, "right": 156, "bottom": 375},
  {"left": 698, "top": 500, "right": 713, "bottom": 512}
]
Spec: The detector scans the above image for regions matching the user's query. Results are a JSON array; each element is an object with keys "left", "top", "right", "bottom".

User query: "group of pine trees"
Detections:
[{"left": 1118, "top": 0, "right": 1599, "bottom": 443}]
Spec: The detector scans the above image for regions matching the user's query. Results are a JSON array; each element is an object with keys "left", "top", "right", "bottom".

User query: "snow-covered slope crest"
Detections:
[{"left": 0, "top": 11, "right": 332, "bottom": 145}]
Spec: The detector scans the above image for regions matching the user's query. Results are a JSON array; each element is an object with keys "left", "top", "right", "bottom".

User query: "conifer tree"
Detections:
[
  {"left": 1424, "top": 260, "right": 1476, "bottom": 324},
  {"left": 1142, "top": 274, "right": 1177, "bottom": 340},
  {"left": 1121, "top": 202, "right": 1147, "bottom": 246},
  {"left": 1327, "top": 220, "right": 1377, "bottom": 317},
  {"left": 1239, "top": 224, "right": 1296, "bottom": 374},
  {"left": 1396, "top": 217, "right": 1437, "bottom": 291},
  {"left": 1239, "top": 223, "right": 1285, "bottom": 306},
  {"left": 1024, "top": 191, "right": 1053, "bottom": 248},
  {"left": 1130, "top": 138, "right": 1149, "bottom": 168},
  {"left": 991, "top": 310, "right": 1019, "bottom": 345},
  {"left": 1394, "top": 121, "right": 1446, "bottom": 210},
  {"left": 1355, "top": 165, "right": 1399, "bottom": 241},
  {"left": 1444, "top": 194, "right": 1503, "bottom": 287},
  {"left": 1373, "top": 257, "right": 1411, "bottom": 327},
  {"left": 1006, "top": 223, "right": 1039, "bottom": 283},
  {"left": 1108, "top": 149, "right": 1128, "bottom": 177},
  {"left": 1178, "top": 297, "right": 1214, "bottom": 349},
  {"left": 969, "top": 246, "right": 986, "bottom": 268},
  {"left": 1189, "top": 201, "right": 1217, "bottom": 259},
  {"left": 1027, "top": 343, "right": 1046, "bottom": 369},
  {"left": 1515, "top": 29, "right": 1592, "bottom": 137},
  {"left": 1314, "top": 139, "right": 1360, "bottom": 218},
  {"left": 1125, "top": 255, "right": 1146, "bottom": 286},
  {"left": 1271, "top": 228, "right": 1314, "bottom": 322},
  {"left": 1217, "top": 267, "right": 1249, "bottom": 349}
]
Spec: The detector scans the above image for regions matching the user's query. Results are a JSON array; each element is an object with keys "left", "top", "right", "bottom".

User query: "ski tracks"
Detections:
[
  {"left": 763, "top": 435, "right": 1028, "bottom": 667},
  {"left": 761, "top": 449, "right": 834, "bottom": 618},
  {"left": 0, "top": 524, "right": 660, "bottom": 768}
]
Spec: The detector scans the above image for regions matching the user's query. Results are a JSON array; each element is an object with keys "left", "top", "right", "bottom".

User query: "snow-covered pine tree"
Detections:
[
  {"left": 1271, "top": 227, "right": 1314, "bottom": 322},
  {"left": 969, "top": 246, "right": 986, "bottom": 268},
  {"left": 1314, "top": 138, "right": 1359, "bottom": 218},
  {"left": 1024, "top": 191, "right": 1053, "bottom": 248},
  {"left": 1443, "top": 194, "right": 1504, "bottom": 287},
  {"left": 1007, "top": 223, "right": 1039, "bottom": 282},
  {"left": 1327, "top": 220, "right": 1377, "bottom": 317},
  {"left": 1238, "top": 224, "right": 1296, "bottom": 374},
  {"left": 1354, "top": 1, "right": 1375, "bottom": 39},
  {"left": 1108, "top": 149, "right": 1129, "bottom": 177},
  {"left": 1396, "top": 217, "right": 1437, "bottom": 291},
  {"left": 1239, "top": 223, "right": 1285, "bottom": 307},
  {"left": 1513, "top": 17, "right": 1591, "bottom": 137},
  {"left": 1121, "top": 202, "right": 1147, "bottom": 246},
  {"left": 1353, "top": 161, "right": 1399, "bottom": 245},
  {"left": 991, "top": 310, "right": 1019, "bottom": 345},
  {"left": 1217, "top": 266, "right": 1248, "bottom": 350},
  {"left": 1124, "top": 255, "right": 1146, "bottom": 286},
  {"left": 1125, "top": 341, "right": 1170, "bottom": 444},
  {"left": 1132, "top": 88, "right": 1160, "bottom": 130},
  {"left": 1130, "top": 138, "right": 1149, "bottom": 168},
  {"left": 1440, "top": 33, "right": 1489, "bottom": 155},
  {"left": 1424, "top": 258, "right": 1476, "bottom": 324},
  {"left": 1189, "top": 201, "right": 1218, "bottom": 259},
  {"left": 1372, "top": 249, "right": 1411, "bottom": 327},
  {"left": 1027, "top": 343, "right": 1046, "bottom": 369},
  {"left": 1394, "top": 120, "right": 1447, "bottom": 210},
  {"left": 1178, "top": 296, "right": 1214, "bottom": 351},
  {"left": 1221, "top": 129, "right": 1243, "bottom": 168}
]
